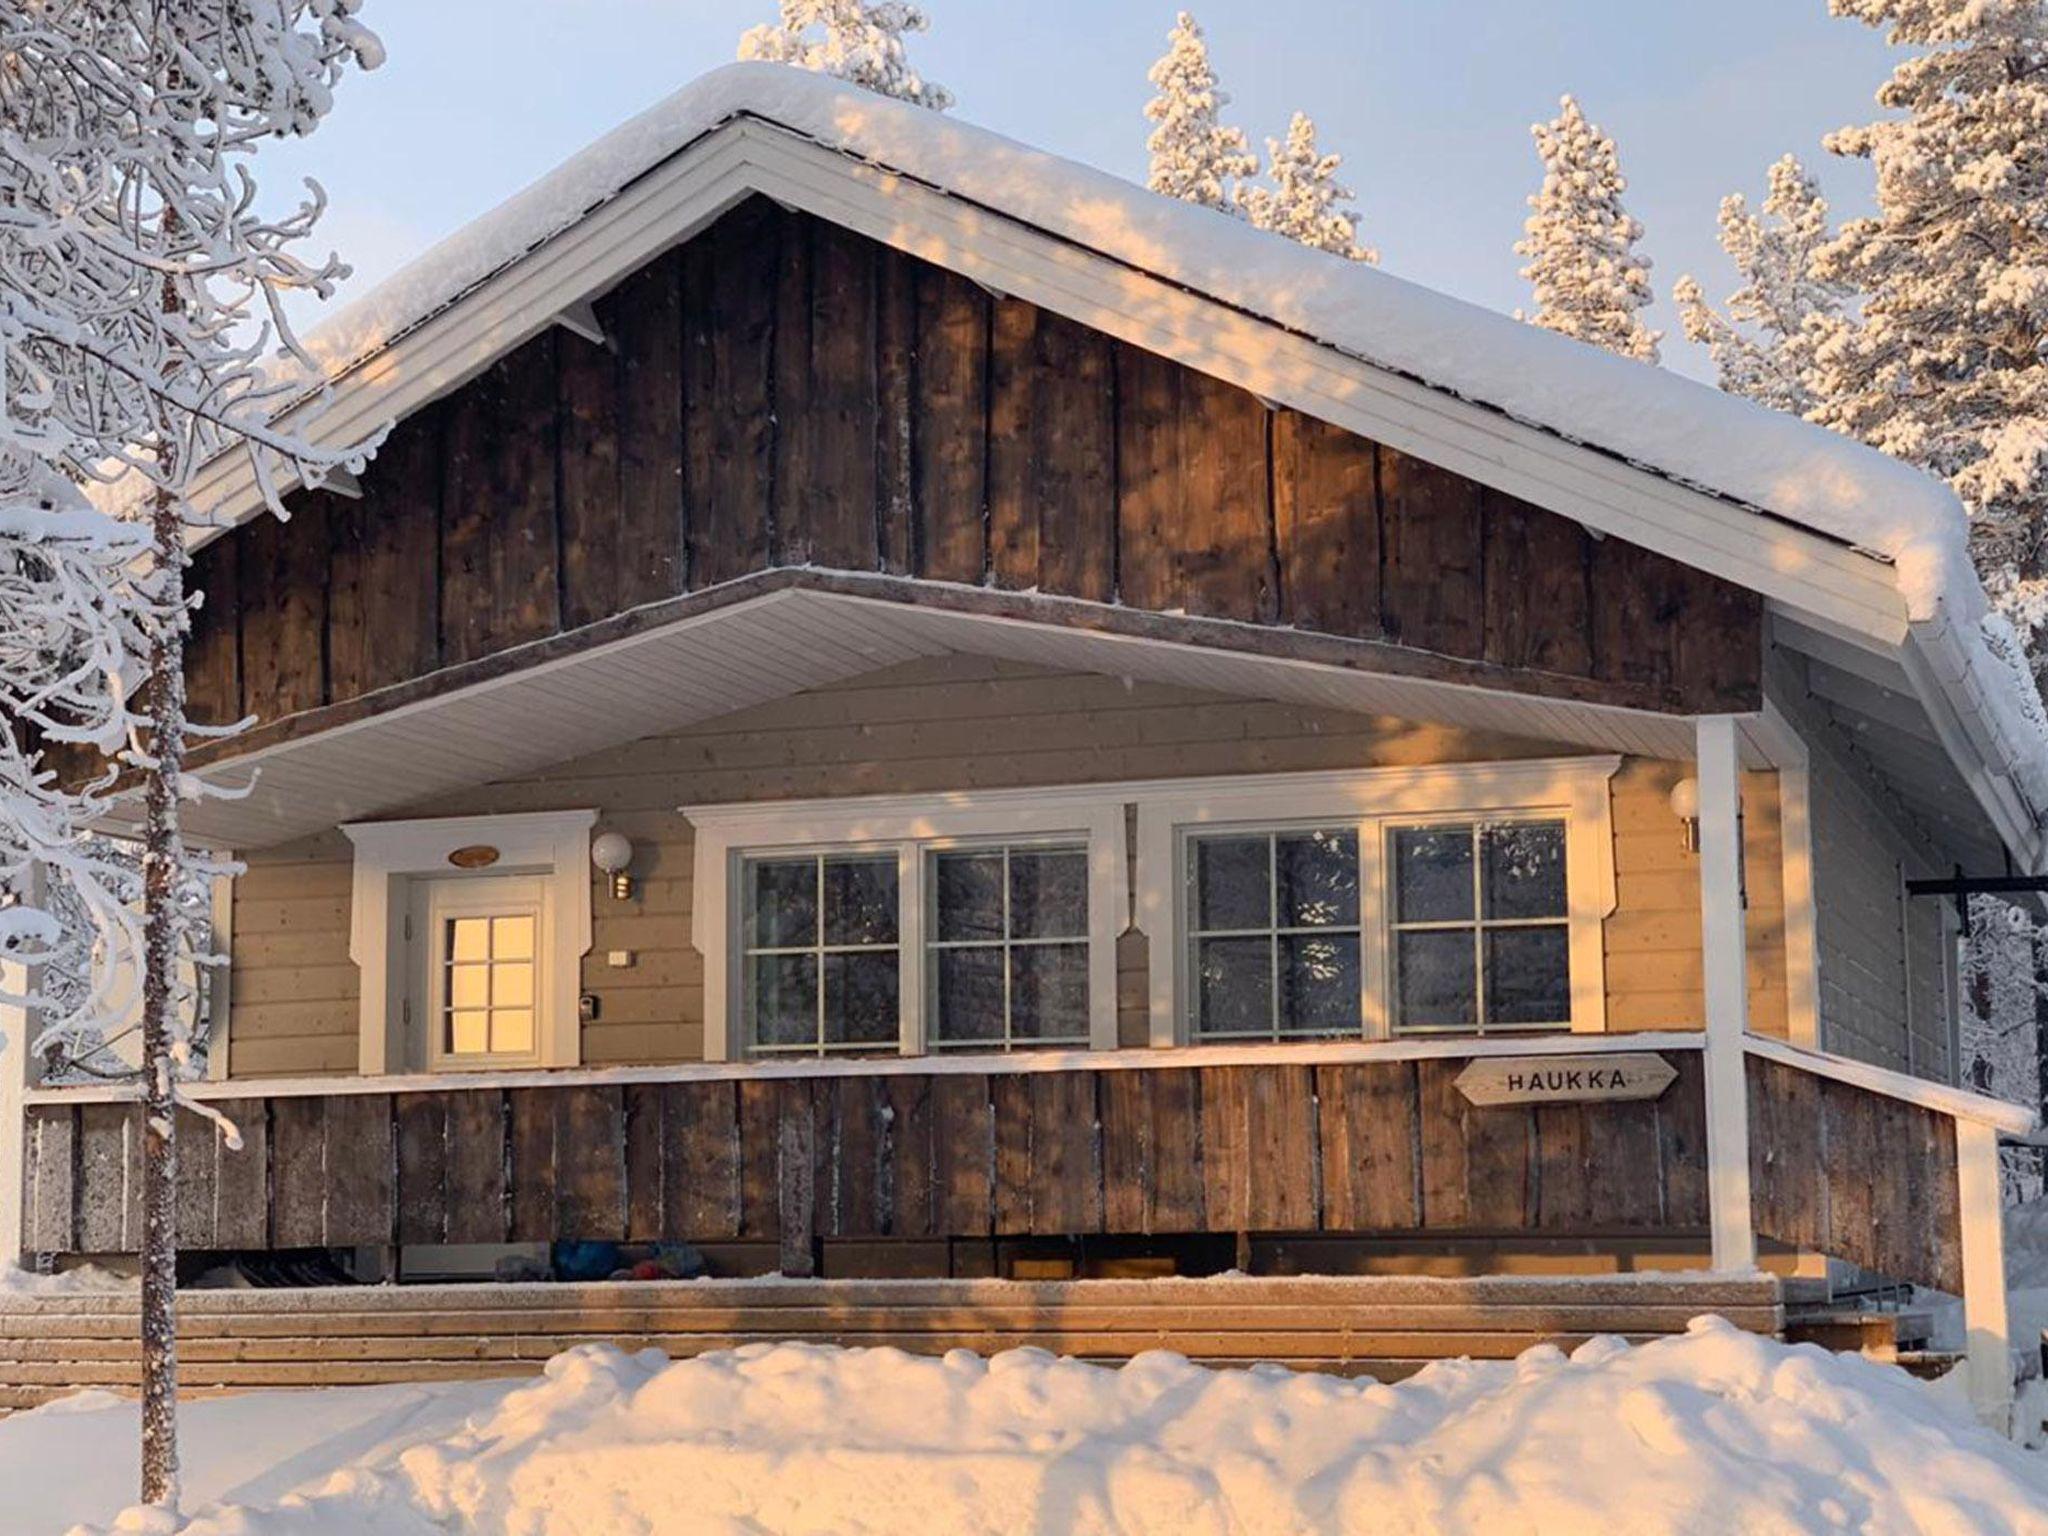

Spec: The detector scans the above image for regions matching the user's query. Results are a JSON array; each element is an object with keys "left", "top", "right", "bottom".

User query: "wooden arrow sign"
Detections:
[{"left": 1454, "top": 1053, "right": 1676, "bottom": 1107}]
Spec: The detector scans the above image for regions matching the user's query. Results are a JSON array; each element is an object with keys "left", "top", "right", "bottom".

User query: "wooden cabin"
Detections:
[{"left": 1, "top": 64, "right": 2038, "bottom": 1425}]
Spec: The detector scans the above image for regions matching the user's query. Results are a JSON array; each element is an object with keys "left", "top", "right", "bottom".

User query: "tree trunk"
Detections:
[{"left": 138, "top": 485, "right": 185, "bottom": 1510}]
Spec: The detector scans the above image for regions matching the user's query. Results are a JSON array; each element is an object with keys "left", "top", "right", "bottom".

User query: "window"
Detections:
[
  {"left": 1140, "top": 760, "right": 1618, "bottom": 1045},
  {"left": 930, "top": 843, "right": 1090, "bottom": 1048},
  {"left": 419, "top": 875, "right": 547, "bottom": 1068},
  {"left": 1388, "top": 819, "right": 1570, "bottom": 1033},
  {"left": 1186, "top": 829, "right": 1360, "bottom": 1040},
  {"left": 688, "top": 792, "right": 1126, "bottom": 1061},
  {"left": 742, "top": 853, "right": 900, "bottom": 1055}
]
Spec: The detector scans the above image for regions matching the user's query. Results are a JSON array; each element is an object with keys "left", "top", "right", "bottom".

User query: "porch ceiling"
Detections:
[{"left": 153, "top": 583, "right": 1723, "bottom": 851}]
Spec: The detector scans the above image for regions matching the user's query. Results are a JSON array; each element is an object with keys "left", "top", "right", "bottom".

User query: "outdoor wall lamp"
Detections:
[
  {"left": 1669, "top": 776, "right": 1701, "bottom": 854},
  {"left": 591, "top": 831, "right": 635, "bottom": 900}
]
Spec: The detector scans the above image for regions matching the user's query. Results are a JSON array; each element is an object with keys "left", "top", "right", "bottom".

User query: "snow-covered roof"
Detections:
[{"left": 283, "top": 62, "right": 2048, "bottom": 849}]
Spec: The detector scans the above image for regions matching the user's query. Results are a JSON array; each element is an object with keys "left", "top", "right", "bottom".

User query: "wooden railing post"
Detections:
[
  {"left": 1697, "top": 716, "right": 1757, "bottom": 1272},
  {"left": 1954, "top": 1119, "right": 2014, "bottom": 1432},
  {"left": 0, "top": 862, "right": 43, "bottom": 1266}
]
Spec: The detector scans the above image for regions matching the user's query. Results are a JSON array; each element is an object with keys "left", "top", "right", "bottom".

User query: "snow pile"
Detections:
[
  {"left": 0, "top": 1263, "right": 133, "bottom": 1301},
  {"left": 33, "top": 1319, "right": 2048, "bottom": 1535}
]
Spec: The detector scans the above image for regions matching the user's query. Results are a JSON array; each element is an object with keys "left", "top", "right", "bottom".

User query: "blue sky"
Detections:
[{"left": 263, "top": 1, "right": 1906, "bottom": 383}]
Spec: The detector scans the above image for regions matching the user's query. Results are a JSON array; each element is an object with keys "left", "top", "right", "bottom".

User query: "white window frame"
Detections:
[
  {"left": 343, "top": 810, "right": 596, "bottom": 1073},
  {"left": 686, "top": 789, "right": 1127, "bottom": 1062},
  {"left": 1136, "top": 758, "right": 1621, "bottom": 1046},
  {"left": 417, "top": 875, "right": 547, "bottom": 1072}
]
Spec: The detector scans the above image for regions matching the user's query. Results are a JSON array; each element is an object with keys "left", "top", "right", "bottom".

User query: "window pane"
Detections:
[
  {"left": 449, "top": 917, "right": 490, "bottom": 963},
  {"left": 1192, "top": 836, "right": 1271, "bottom": 931},
  {"left": 1276, "top": 830, "right": 1359, "bottom": 929},
  {"left": 1483, "top": 822, "right": 1567, "bottom": 920},
  {"left": 492, "top": 915, "right": 535, "bottom": 961},
  {"left": 1012, "top": 943, "right": 1089, "bottom": 1042},
  {"left": 449, "top": 966, "right": 489, "bottom": 1009},
  {"left": 490, "top": 962, "right": 533, "bottom": 1008},
  {"left": 491, "top": 1009, "right": 534, "bottom": 1055},
  {"left": 1010, "top": 848, "right": 1088, "bottom": 940},
  {"left": 1279, "top": 933, "right": 1360, "bottom": 1035},
  {"left": 751, "top": 953, "right": 817, "bottom": 1048},
  {"left": 933, "top": 947, "right": 1004, "bottom": 1044},
  {"left": 934, "top": 850, "right": 1004, "bottom": 943},
  {"left": 823, "top": 950, "right": 899, "bottom": 1045},
  {"left": 1396, "top": 929, "right": 1477, "bottom": 1027},
  {"left": 1486, "top": 927, "right": 1571, "bottom": 1024},
  {"left": 1394, "top": 826, "right": 1474, "bottom": 923},
  {"left": 823, "top": 856, "right": 898, "bottom": 947},
  {"left": 449, "top": 1010, "right": 489, "bottom": 1055},
  {"left": 1195, "top": 935, "right": 1272, "bottom": 1034},
  {"left": 747, "top": 859, "right": 817, "bottom": 950}
]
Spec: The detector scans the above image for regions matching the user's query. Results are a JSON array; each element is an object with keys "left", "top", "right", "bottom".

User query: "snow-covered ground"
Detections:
[{"left": 6, "top": 1317, "right": 2046, "bottom": 1536}]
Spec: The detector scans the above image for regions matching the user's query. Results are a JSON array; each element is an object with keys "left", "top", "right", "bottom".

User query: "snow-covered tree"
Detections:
[
  {"left": 1811, "top": 0, "right": 2048, "bottom": 655},
  {"left": 1514, "top": 95, "right": 1661, "bottom": 363},
  {"left": 738, "top": 0, "right": 952, "bottom": 110},
  {"left": 0, "top": 1, "right": 382, "bottom": 1509},
  {"left": 1674, "top": 155, "right": 1851, "bottom": 417},
  {"left": 1239, "top": 112, "right": 1376, "bottom": 263},
  {"left": 1144, "top": 10, "right": 1256, "bottom": 212}
]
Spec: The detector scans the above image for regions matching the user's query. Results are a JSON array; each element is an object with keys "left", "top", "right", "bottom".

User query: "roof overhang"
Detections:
[
  {"left": 158, "top": 107, "right": 2038, "bottom": 871},
  {"left": 146, "top": 580, "right": 1751, "bottom": 852}
]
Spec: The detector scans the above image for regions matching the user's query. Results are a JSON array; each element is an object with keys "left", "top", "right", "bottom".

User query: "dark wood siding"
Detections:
[
  {"left": 181, "top": 199, "right": 1763, "bottom": 732},
  {"left": 22, "top": 1052, "right": 1712, "bottom": 1263}
]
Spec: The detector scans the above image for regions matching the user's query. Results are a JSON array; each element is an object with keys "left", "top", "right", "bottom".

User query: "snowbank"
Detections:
[
  {"left": 0, "top": 1263, "right": 133, "bottom": 1303},
  {"left": 24, "top": 1319, "right": 2048, "bottom": 1535}
]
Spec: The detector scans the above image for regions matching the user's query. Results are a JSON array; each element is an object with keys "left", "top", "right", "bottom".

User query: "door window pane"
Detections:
[
  {"left": 930, "top": 843, "right": 1090, "bottom": 1049},
  {"left": 742, "top": 854, "right": 901, "bottom": 1055},
  {"left": 1187, "top": 829, "right": 1360, "bottom": 1040},
  {"left": 441, "top": 907, "right": 543, "bottom": 1061}
]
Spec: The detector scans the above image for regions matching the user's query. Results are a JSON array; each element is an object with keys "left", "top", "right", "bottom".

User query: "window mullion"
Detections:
[
  {"left": 814, "top": 856, "right": 827, "bottom": 1056},
  {"left": 1266, "top": 834, "right": 1281, "bottom": 1042},
  {"left": 901, "top": 841, "right": 924, "bottom": 1057},
  {"left": 1470, "top": 826, "right": 1487, "bottom": 1035}
]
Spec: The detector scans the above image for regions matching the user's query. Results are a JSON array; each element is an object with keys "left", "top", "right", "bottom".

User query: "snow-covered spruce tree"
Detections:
[
  {"left": 1674, "top": 155, "right": 1851, "bottom": 417},
  {"left": 1514, "top": 95, "right": 1661, "bottom": 363},
  {"left": 1144, "top": 10, "right": 1256, "bottom": 212},
  {"left": 738, "top": 0, "right": 952, "bottom": 109},
  {"left": 1239, "top": 112, "right": 1375, "bottom": 262},
  {"left": 1813, "top": 0, "right": 2048, "bottom": 660},
  {"left": 0, "top": 1, "right": 383, "bottom": 1509}
]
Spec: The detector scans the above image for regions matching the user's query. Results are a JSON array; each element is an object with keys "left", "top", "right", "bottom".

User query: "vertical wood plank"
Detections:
[
  {"left": 788, "top": 219, "right": 879, "bottom": 572},
  {"left": 1244, "top": 1065, "right": 1318, "bottom": 1231},
  {"left": 1026, "top": 1072, "right": 1101, "bottom": 1235},
  {"left": 930, "top": 1073, "right": 992, "bottom": 1236},
  {"left": 1587, "top": 1100, "right": 1665, "bottom": 1228},
  {"left": 1316, "top": 1063, "right": 1419, "bottom": 1231},
  {"left": 1589, "top": 538, "right": 1681, "bottom": 700},
  {"left": 874, "top": 248, "right": 917, "bottom": 575},
  {"left": 610, "top": 252, "right": 685, "bottom": 610},
  {"left": 444, "top": 1090, "right": 508, "bottom": 1246},
  {"left": 269, "top": 1096, "right": 327, "bottom": 1249},
  {"left": 328, "top": 413, "right": 440, "bottom": 699},
  {"left": 395, "top": 1092, "right": 449, "bottom": 1246},
  {"left": 440, "top": 333, "right": 562, "bottom": 665},
  {"left": 1534, "top": 1101, "right": 1592, "bottom": 1230},
  {"left": 1658, "top": 1050, "right": 1712, "bottom": 1229},
  {"left": 557, "top": 304, "right": 623, "bottom": 629},
  {"left": 883, "top": 1073, "right": 934, "bottom": 1238},
  {"left": 212, "top": 1100, "right": 269, "bottom": 1251},
  {"left": 667, "top": 1079, "right": 741, "bottom": 1240},
  {"left": 24, "top": 1107, "right": 78, "bottom": 1254},
  {"left": 828, "top": 1075, "right": 888, "bottom": 1237},
  {"left": 989, "top": 304, "right": 1115, "bottom": 602},
  {"left": 1147, "top": 1066, "right": 1205, "bottom": 1233},
  {"left": 1274, "top": 412, "right": 1379, "bottom": 638},
  {"left": 554, "top": 1085, "right": 627, "bottom": 1241},
  {"left": 1414, "top": 1058, "right": 1467, "bottom": 1229},
  {"left": 1821, "top": 1078, "right": 1879, "bottom": 1274},
  {"left": 683, "top": 198, "right": 777, "bottom": 586},
  {"left": 1481, "top": 488, "right": 1592, "bottom": 678},
  {"left": 911, "top": 263, "right": 990, "bottom": 584},
  {"left": 623, "top": 1082, "right": 666, "bottom": 1240},
  {"left": 1379, "top": 448, "right": 1482, "bottom": 657},
  {"left": 237, "top": 495, "right": 331, "bottom": 719},
  {"left": 325, "top": 1093, "right": 394, "bottom": 1246},
  {"left": 991, "top": 1072, "right": 1033, "bottom": 1235},
  {"left": 506, "top": 1088, "right": 558, "bottom": 1244},
  {"left": 183, "top": 537, "right": 241, "bottom": 727},
  {"left": 1099, "top": 1069, "right": 1151, "bottom": 1233},
  {"left": 1198, "top": 1066, "right": 1250, "bottom": 1234},
  {"left": 174, "top": 1108, "right": 219, "bottom": 1250},
  {"left": 774, "top": 1077, "right": 817, "bottom": 1275},
  {"left": 736, "top": 1078, "right": 781, "bottom": 1241}
]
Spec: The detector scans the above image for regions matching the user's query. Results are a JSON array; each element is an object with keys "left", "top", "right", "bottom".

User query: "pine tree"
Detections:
[
  {"left": 1144, "top": 10, "right": 1256, "bottom": 212},
  {"left": 1674, "top": 156, "right": 1851, "bottom": 417},
  {"left": 0, "top": 2, "right": 381, "bottom": 1509},
  {"left": 1514, "top": 95, "right": 1661, "bottom": 363},
  {"left": 1812, "top": 0, "right": 2048, "bottom": 649},
  {"left": 1239, "top": 112, "right": 1376, "bottom": 262},
  {"left": 738, "top": 0, "right": 953, "bottom": 111}
]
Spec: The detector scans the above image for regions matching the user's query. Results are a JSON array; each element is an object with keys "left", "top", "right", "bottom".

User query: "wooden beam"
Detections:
[{"left": 1697, "top": 715, "right": 1756, "bottom": 1272}]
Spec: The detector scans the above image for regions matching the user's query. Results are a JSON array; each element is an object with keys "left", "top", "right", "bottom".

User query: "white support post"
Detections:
[
  {"left": 0, "top": 863, "right": 42, "bottom": 1265},
  {"left": 1955, "top": 1119, "right": 2014, "bottom": 1432},
  {"left": 1697, "top": 716, "right": 1757, "bottom": 1272}
]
